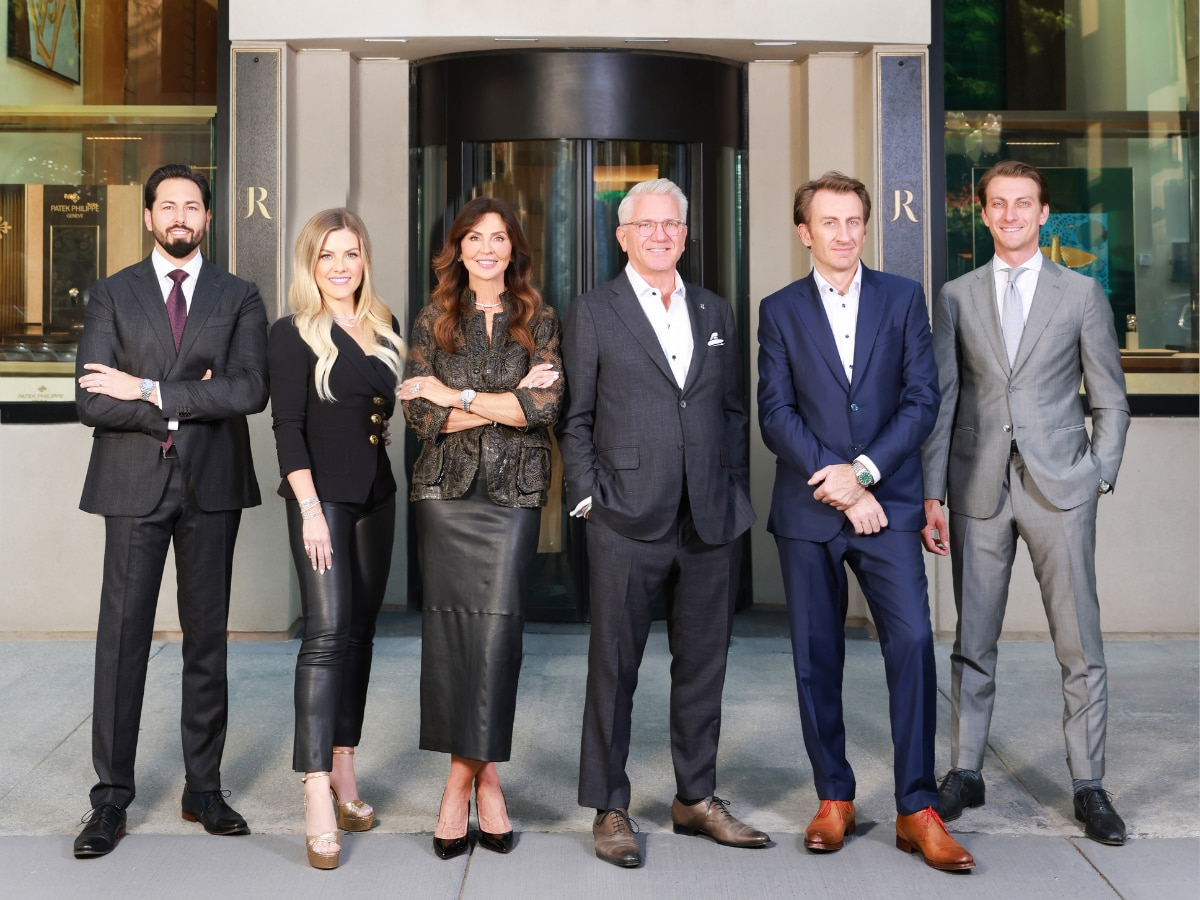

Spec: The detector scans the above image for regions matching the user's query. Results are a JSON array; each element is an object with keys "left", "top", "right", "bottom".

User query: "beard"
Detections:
[{"left": 154, "top": 224, "right": 206, "bottom": 259}]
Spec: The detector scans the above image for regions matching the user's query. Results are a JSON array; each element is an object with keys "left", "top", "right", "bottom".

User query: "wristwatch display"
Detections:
[
  {"left": 851, "top": 459, "right": 874, "bottom": 487},
  {"left": 139, "top": 378, "right": 155, "bottom": 402},
  {"left": 460, "top": 389, "right": 477, "bottom": 413}
]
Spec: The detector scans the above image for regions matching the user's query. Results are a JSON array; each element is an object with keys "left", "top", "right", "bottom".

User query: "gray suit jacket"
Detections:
[
  {"left": 558, "top": 273, "right": 755, "bottom": 546},
  {"left": 76, "top": 255, "right": 269, "bottom": 517},
  {"left": 921, "top": 257, "right": 1129, "bottom": 517}
]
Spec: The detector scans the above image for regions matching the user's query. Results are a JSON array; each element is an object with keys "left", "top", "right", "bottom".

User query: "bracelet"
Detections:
[
  {"left": 301, "top": 504, "right": 324, "bottom": 520},
  {"left": 298, "top": 496, "right": 320, "bottom": 510}
]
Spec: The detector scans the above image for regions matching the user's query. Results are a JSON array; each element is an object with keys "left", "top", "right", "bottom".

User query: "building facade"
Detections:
[{"left": 1, "top": 0, "right": 1196, "bottom": 637}]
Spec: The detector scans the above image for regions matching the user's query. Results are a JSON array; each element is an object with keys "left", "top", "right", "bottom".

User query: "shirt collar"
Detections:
[
  {"left": 812, "top": 261, "right": 862, "bottom": 299},
  {"left": 992, "top": 247, "right": 1044, "bottom": 274},
  {"left": 152, "top": 246, "right": 204, "bottom": 283},
  {"left": 625, "top": 262, "right": 684, "bottom": 303}
]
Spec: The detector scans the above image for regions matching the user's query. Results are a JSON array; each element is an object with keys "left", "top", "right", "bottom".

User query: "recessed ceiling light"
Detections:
[
  {"left": 817, "top": 51, "right": 859, "bottom": 56},
  {"left": 364, "top": 38, "right": 408, "bottom": 43},
  {"left": 300, "top": 48, "right": 344, "bottom": 53},
  {"left": 494, "top": 37, "right": 538, "bottom": 42},
  {"left": 753, "top": 59, "right": 794, "bottom": 64},
  {"left": 625, "top": 39, "right": 669, "bottom": 43},
  {"left": 754, "top": 41, "right": 797, "bottom": 46}
]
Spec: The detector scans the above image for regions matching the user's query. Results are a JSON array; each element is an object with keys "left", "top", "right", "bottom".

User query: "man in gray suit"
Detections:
[
  {"left": 921, "top": 160, "right": 1130, "bottom": 845},
  {"left": 560, "top": 178, "right": 766, "bottom": 868},
  {"left": 73, "top": 164, "right": 268, "bottom": 858}
]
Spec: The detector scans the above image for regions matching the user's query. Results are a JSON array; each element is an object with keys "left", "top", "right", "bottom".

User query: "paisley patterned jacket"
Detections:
[{"left": 403, "top": 294, "right": 564, "bottom": 508}]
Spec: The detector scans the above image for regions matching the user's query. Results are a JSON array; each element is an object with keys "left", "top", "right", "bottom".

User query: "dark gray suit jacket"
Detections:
[
  {"left": 558, "top": 272, "right": 754, "bottom": 546},
  {"left": 76, "top": 255, "right": 269, "bottom": 517}
]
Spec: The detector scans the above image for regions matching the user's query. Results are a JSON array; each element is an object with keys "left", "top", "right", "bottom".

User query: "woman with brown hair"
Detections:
[
  {"left": 269, "top": 208, "right": 404, "bottom": 869},
  {"left": 399, "top": 196, "right": 563, "bottom": 858}
]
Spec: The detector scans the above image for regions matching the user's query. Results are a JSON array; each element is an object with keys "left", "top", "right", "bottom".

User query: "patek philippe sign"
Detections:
[{"left": 44, "top": 185, "right": 106, "bottom": 333}]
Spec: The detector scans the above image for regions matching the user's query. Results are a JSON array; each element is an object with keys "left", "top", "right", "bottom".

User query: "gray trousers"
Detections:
[{"left": 949, "top": 451, "right": 1107, "bottom": 780}]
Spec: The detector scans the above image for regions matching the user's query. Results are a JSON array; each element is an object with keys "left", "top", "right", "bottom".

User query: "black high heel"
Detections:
[
  {"left": 433, "top": 797, "right": 470, "bottom": 860},
  {"left": 476, "top": 784, "right": 515, "bottom": 854}
]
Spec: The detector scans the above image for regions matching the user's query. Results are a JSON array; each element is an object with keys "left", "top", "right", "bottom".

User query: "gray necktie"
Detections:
[{"left": 1001, "top": 267, "right": 1026, "bottom": 367}]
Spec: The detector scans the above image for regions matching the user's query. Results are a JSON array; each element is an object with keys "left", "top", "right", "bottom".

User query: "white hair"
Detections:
[{"left": 617, "top": 178, "right": 689, "bottom": 224}]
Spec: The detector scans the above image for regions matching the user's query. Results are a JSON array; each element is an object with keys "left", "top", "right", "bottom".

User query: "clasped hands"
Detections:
[
  {"left": 808, "top": 463, "right": 888, "bottom": 535},
  {"left": 79, "top": 363, "right": 212, "bottom": 401}
]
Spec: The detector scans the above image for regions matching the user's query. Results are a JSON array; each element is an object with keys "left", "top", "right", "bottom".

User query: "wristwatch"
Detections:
[
  {"left": 851, "top": 459, "right": 874, "bottom": 487},
  {"left": 1099, "top": 478, "right": 1113, "bottom": 494},
  {"left": 460, "top": 389, "right": 477, "bottom": 413},
  {"left": 139, "top": 378, "right": 155, "bottom": 402}
]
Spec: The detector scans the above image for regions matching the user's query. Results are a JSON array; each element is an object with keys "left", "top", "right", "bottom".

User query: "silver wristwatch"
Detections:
[
  {"left": 460, "top": 389, "right": 477, "bottom": 413},
  {"left": 851, "top": 459, "right": 874, "bottom": 487},
  {"left": 139, "top": 378, "right": 155, "bottom": 402}
]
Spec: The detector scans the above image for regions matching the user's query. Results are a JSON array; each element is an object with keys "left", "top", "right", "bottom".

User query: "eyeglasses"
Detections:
[{"left": 621, "top": 219, "right": 685, "bottom": 237}]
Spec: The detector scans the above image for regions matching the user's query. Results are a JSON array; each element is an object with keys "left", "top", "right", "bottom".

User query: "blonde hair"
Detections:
[{"left": 289, "top": 209, "right": 405, "bottom": 401}]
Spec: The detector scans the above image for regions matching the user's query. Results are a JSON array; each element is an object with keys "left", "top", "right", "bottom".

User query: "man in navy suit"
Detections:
[
  {"left": 72, "top": 164, "right": 268, "bottom": 858},
  {"left": 757, "top": 172, "right": 973, "bottom": 871}
]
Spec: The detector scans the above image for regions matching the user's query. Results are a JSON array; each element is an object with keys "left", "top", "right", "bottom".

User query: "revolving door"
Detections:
[{"left": 410, "top": 51, "right": 747, "bottom": 621}]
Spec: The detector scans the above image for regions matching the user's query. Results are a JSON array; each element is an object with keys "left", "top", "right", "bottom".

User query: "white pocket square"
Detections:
[{"left": 707, "top": 332, "right": 724, "bottom": 346}]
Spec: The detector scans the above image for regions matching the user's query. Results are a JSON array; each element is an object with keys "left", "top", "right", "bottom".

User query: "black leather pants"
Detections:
[{"left": 288, "top": 492, "right": 395, "bottom": 773}]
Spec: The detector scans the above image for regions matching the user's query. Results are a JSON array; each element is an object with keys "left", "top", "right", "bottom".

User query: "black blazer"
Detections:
[
  {"left": 558, "top": 272, "right": 755, "bottom": 546},
  {"left": 267, "top": 314, "right": 399, "bottom": 504},
  {"left": 76, "top": 255, "right": 269, "bottom": 516}
]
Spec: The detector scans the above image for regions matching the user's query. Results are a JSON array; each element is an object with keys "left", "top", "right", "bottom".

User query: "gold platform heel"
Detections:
[
  {"left": 302, "top": 772, "right": 341, "bottom": 870},
  {"left": 331, "top": 747, "right": 375, "bottom": 832}
]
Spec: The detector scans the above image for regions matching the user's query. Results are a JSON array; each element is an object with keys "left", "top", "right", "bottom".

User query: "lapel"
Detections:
[
  {"left": 332, "top": 322, "right": 397, "bottom": 396},
  {"left": 848, "top": 266, "right": 883, "bottom": 398},
  {"left": 793, "top": 272, "right": 851, "bottom": 393},
  {"left": 609, "top": 273, "right": 678, "bottom": 388},
  {"left": 965, "top": 262, "right": 1010, "bottom": 372},
  {"left": 131, "top": 256, "right": 179, "bottom": 363},
  {"left": 680, "top": 283, "right": 710, "bottom": 395},
  {"left": 1012, "top": 257, "right": 1066, "bottom": 373}
]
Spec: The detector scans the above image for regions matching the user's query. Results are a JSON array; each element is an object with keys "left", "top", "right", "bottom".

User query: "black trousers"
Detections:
[
  {"left": 289, "top": 492, "right": 395, "bottom": 773},
  {"left": 578, "top": 495, "right": 740, "bottom": 811},
  {"left": 91, "top": 457, "right": 241, "bottom": 809}
]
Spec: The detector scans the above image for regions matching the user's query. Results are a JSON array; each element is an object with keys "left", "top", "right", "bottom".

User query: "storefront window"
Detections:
[
  {"left": 944, "top": 0, "right": 1198, "bottom": 403},
  {"left": 0, "top": 0, "right": 218, "bottom": 405}
]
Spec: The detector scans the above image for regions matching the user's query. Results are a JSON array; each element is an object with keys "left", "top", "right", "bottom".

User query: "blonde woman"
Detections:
[{"left": 268, "top": 208, "right": 404, "bottom": 869}]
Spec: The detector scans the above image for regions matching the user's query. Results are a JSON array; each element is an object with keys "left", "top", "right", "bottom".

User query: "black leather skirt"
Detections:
[{"left": 416, "top": 478, "right": 540, "bottom": 761}]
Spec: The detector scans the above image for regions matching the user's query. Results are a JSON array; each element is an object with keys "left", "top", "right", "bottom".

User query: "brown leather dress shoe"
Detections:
[
  {"left": 593, "top": 808, "right": 641, "bottom": 868},
  {"left": 895, "top": 807, "right": 975, "bottom": 871},
  {"left": 804, "top": 799, "right": 856, "bottom": 851},
  {"left": 671, "top": 796, "right": 769, "bottom": 848}
]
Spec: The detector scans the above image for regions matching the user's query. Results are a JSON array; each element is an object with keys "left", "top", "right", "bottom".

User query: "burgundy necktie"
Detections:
[
  {"left": 167, "top": 269, "right": 189, "bottom": 351},
  {"left": 162, "top": 269, "right": 188, "bottom": 452}
]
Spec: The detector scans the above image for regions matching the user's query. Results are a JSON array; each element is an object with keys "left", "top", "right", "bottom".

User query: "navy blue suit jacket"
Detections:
[{"left": 757, "top": 265, "right": 939, "bottom": 542}]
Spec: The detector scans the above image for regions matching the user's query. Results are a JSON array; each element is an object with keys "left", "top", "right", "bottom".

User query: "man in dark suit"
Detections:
[
  {"left": 72, "top": 164, "right": 269, "bottom": 858},
  {"left": 560, "top": 178, "right": 766, "bottom": 868},
  {"left": 921, "top": 160, "right": 1130, "bottom": 845},
  {"left": 758, "top": 172, "right": 973, "bottom": 871}
]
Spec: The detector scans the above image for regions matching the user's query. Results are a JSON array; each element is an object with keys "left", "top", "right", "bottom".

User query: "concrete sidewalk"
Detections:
[{"left": 1, "top": 610, "right": 1196, "bottom": 899}]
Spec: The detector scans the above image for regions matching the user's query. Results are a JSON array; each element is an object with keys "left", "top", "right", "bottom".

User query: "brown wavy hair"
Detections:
[
  {"left": 793, "top": 171, "right": 872, "bottom": 227},
  {"left": 430, "top": 197, "right": 541, "bottom": 356}
]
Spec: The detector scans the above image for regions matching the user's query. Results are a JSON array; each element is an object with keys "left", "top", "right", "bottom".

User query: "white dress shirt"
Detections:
[
  {"left": 812, "top": 262, "right": 880, "bottom": 484},
  {"left": 625, "top": 262, "right": 693, "bottom": 388},
  {"left": 149, "top": 248, "right": 204, "bottom": 427}
]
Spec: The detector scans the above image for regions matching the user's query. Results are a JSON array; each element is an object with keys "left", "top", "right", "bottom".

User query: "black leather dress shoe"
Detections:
[
  {"left": 74, "top": 804, "right": 126, "bottom": 858},
  {"left": 1074, "top": 787, "right": 1126, "bottom": 845},
  {"left": 181, "top": 789, "right": 250, "bottom": 835},
  {"left": 937, "top": 769, "right": 985, "bottom": 822}
]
